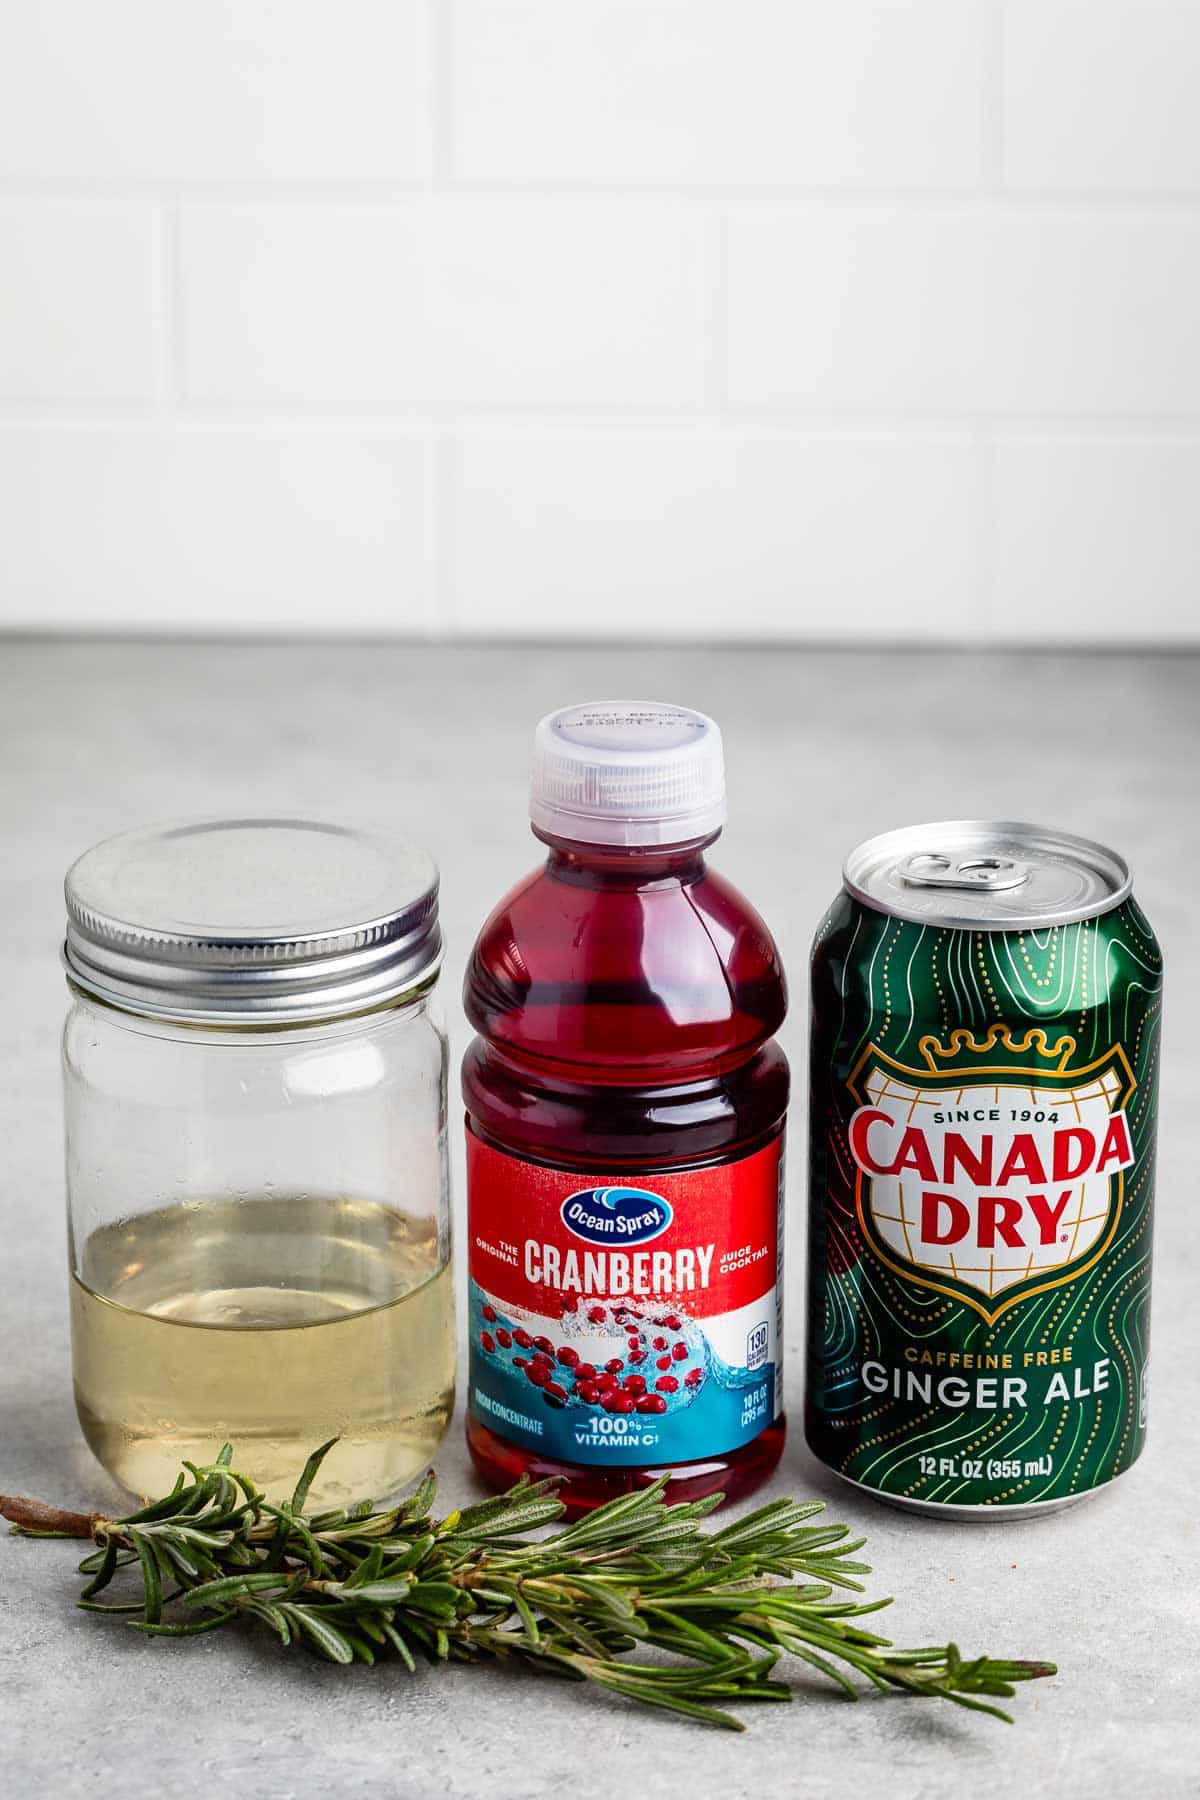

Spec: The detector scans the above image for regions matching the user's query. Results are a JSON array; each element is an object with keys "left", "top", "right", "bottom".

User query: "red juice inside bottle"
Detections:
[{"left": 463, "top": 701, "right": 789, "bottom": 1514}]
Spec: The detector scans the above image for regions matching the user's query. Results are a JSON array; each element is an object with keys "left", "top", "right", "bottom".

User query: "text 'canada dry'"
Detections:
[{"left": 806, "top": 822, "right": 1161, "bottom": 1516}]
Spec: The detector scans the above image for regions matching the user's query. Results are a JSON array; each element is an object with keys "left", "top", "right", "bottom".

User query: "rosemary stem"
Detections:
[
  {"left": 6, "top": 1443, "right": 1056, "bottom": 1733},
  {"left": 0, "top": 1495, "right": 109, "bottom": 1538}
]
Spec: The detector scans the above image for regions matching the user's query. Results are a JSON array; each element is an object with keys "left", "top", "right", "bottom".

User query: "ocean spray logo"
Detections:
[{"left": 560, "top": 1186, "right": 673, "bottom": 1246}]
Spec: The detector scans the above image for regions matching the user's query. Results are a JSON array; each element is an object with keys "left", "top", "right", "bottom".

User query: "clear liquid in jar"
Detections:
[{"left": 70, "top": 1193, "right": 454, "bottom": 1510}]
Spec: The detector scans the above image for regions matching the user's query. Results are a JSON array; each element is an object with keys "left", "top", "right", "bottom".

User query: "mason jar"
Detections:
[{"left": 62, "top": 818, "right": 453, "bottom": 1510}]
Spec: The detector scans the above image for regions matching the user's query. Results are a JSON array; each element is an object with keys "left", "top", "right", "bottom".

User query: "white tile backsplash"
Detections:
[
  {"left": 449, "top": 431, "right": 979, "bottom": 640},
  {"left": 0, "top": 1, "right": 433, "bottom": 182},
  {"left": 727, "top": 208, "right": 982, "bottom": 415},
  {"left": 728, "top": 207, "right": 1200, "bottom": 416},
  {"left": 0, "top": 202, "right": 158, "bottom": 400},
  {"left": 0, "top": 429, "right": 432, "bottom": 630},
  {"left": 1003, "top": 1, "right": 1200, "bottom": 192},
  {"left": 180, "top": 199, "right": 710, "bottom": 409},
  {"left": 993, "top": 437, "right": 1200, "bottom": 640},
  {"left": 450, "top": 0, "right": 984, "bottom": 189},
  {"left": 0, "top": 0, "right": 1197, "bottom": 642}
]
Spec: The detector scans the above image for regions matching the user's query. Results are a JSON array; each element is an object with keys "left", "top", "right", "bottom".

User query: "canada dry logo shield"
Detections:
[{"left": 847, "top": 1024, "right": 1135, "bottom": 1324}]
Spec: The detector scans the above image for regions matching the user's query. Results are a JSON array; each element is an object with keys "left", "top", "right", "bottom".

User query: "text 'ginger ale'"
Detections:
[{"left": 807, "top": 822, "right": 1161, "bottom": 1517}]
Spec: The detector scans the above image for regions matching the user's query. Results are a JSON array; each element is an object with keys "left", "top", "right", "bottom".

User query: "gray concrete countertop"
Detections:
[{"left": 1, "top": 640, "right": 1195, "bottom": 1800}]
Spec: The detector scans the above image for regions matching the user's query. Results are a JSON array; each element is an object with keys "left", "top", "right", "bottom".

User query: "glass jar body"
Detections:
[{"left": 63, "top": 989, "right": 453, "bottom": 1509}]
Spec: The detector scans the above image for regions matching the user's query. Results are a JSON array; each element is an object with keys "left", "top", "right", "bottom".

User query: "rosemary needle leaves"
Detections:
[{"left": 2, "top": 1442, "right": 1054, "bottom": 1732}]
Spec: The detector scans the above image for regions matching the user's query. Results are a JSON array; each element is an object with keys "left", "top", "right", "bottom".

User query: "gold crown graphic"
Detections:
[{"left": 916, "top": 1023, "right": 1077, "bottom": 1075}]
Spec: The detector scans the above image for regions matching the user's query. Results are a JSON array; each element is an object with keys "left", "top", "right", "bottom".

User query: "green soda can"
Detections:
[{"left": 806, "top": 822, "right": 1162, "bottom": 1517}]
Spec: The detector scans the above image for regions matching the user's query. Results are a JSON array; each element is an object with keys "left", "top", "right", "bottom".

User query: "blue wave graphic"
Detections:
[
  {"left": 467, "top": 1280, "right": 776, "bottom": 1466},
  {"left": 559, "top": 1185, "right": 673, "bottom": 1246}
]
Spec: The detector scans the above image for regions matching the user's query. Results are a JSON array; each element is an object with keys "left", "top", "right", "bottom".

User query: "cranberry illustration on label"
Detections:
[{"left": 467, "top": 1130, "right": 783, "bottom": 1472}]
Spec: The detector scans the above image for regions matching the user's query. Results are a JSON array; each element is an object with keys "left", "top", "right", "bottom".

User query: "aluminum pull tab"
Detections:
[{"left": 899, "top": 852, "right": 1031, "bottom": 893}]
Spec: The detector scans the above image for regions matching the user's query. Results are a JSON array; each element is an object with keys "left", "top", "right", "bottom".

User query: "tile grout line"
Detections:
[
  {"left": 5, "top": 408, "right": 1200, "bottom": 439},
  {"left": 707, "top": 208, "right": 730, "bottom": 413},
  {"left": 980, "top": 0, "right": 1006, "bottom": 196},
  {"left": 5, "top": 182, "right": 1200, "bottom": 209},
  {"left": 431, "top": 434, "right": 456, "bottom": 639},
  {"left": 431, "top": 0, "right": 454, "bottom": 188},
  {"left": 153, "top": 199, "right": 175, "bottom": 413},
  {"left": 975, "top": 427, "right": 999, "bottom": 646}
]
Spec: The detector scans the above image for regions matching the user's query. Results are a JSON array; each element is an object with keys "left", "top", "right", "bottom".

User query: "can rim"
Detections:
[{"left": 843, "top": 818, "right": 1133, "bottom": 930}]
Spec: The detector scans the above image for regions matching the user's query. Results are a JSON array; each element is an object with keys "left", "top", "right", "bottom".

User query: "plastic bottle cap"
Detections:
[{"left": 530, "top": 701, "right": 726, "bottom": 848}]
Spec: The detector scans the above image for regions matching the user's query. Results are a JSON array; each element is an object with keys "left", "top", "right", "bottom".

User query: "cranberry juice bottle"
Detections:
[{"left": 463, "top": 702, "right": 788, "bottom": 1513}]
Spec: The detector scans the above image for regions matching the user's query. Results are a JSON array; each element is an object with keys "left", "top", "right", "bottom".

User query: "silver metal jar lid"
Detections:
[
  {"left": 844, "top": 820, "right": 1132, "bottom": 931},
  {"left": 64, "top": 817, "right": 442, "bottom": 1024}
]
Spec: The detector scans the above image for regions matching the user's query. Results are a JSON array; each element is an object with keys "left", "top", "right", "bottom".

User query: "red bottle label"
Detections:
[{"left": 466, "top": 1132, "right": 784, "bottom": 1467}]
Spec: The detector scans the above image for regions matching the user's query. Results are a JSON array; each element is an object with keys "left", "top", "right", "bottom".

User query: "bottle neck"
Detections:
[{"left": 533, "top": 827, "right": 719, "bottom": 887}]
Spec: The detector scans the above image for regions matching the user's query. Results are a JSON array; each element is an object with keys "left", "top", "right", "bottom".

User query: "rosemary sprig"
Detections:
[{"left": 2, "top": 1443, "right": 1055, "bottom": 1731}]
